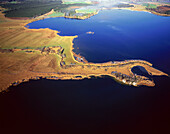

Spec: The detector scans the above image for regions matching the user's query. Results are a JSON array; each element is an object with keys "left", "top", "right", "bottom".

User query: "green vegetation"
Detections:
[
  {"left": 63, "top": 1, "right": 91, "bottom": 4},
  {"left": 117, "top": 4, "right": 134, "bottom": 8},
  {"left": 69, "top": 10, "right": 76, "bottom": 16},
  {"left": 0, "top": 1, "right": 91, "bottom": 17},
  {"left": 165, "top": 10, "right": 170, "bottom": 14},
  {"left": 48, "top": 11, "right": 64, "bottom": 17},
  {"left": 0, "top": 1, "right": 62, "bottom": 17},
  {"left": 76, "top": 8, "right": 97, "bottom": 14},
  {"left": 9, "top": 1, "right": 18, "bottom": 4},
  {"left": 143, "top": 3, "right": 158, "bottom": 9}
]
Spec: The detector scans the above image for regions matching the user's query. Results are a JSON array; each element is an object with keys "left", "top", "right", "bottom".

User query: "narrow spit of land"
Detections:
[{"left": 0, "top": 7, "right": 168, "bottom": 92}]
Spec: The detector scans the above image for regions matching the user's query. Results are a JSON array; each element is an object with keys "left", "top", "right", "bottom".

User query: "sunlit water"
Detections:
[{"left": 28, "top": 9, "right": 170, "bottom": 74}]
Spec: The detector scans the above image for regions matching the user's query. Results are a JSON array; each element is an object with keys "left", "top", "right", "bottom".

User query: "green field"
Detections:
[
  {"left": 76, "top": 8, "right": 97, "bottom": 14},
  {"left": 48, "top": 11, "right": 65, "bottom": 17},
  {"left": 9, "top": 1, "right": 18, "bottom": 4},
  {"left": 63, "top": 1, "right": 91, "bottom": 4},
  {"left": 143, "top": 3, "right": 158, "bottom": 9}
]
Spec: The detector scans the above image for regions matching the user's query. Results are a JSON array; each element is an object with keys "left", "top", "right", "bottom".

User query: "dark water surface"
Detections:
[
  {"left": 1, "top": 77, "right": 170, "bottom": 134},
  {"left": 1, "top": 10, "right": 170, "bottom": 134}
]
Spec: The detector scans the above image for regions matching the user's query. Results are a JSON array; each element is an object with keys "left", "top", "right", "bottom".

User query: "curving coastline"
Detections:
[
  {"left": 106, "top": 3, "right": 170, "bottom": 17},
  {"left": 0, "top": 7, "right": 169, "bottom": 92}
]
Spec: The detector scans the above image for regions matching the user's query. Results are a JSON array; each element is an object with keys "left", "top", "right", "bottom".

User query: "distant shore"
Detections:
[{"left": 104, "top": 3, "right": 170, "bottom": 17}]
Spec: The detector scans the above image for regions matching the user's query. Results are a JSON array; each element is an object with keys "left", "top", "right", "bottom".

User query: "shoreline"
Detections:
[{"left": 0, "top": 7, "right": 169, "bottom": 92}]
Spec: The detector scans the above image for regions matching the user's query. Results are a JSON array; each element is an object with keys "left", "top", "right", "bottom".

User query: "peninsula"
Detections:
[{"left": 0, "top": 6, "right": 169, "bottom": 92}]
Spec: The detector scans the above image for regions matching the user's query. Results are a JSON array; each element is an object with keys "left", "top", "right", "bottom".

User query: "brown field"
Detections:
[
  {"left": 110, "top": 3, "right": 170, "bottom": 17},
  {"left": 0, "top": 7, "right": 168, "bottom": 92}
]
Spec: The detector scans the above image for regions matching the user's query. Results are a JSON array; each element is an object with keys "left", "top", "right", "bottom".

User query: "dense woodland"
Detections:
[
  {"left": 0, "top": 0, "right": 90, "bottom": 17},
  {"left": 0, "top": 0, "right": 62, "bottom": 17},
  {"left": 0, "top": 0, "right": 169, "bottom": 17}
]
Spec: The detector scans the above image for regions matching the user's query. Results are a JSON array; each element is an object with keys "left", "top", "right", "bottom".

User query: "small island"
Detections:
[{"left": 86, "top": 31, "right": 94, "bottom": 34}]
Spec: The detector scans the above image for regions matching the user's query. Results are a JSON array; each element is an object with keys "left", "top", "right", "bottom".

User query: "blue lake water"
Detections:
[
  {"left": 1, "top": 10, "right": 170, "bottom": 134},
  {"left": 28, "top": 9, "right": 170, "bottom": 74}
]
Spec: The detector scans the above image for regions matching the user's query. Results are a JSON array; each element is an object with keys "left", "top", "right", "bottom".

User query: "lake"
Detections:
[
  {"left": 1, "top": 9, "right": 170, "bottom": 134},
  {"left": 28, "top": 9, "right": 170, "bottom": 74}
]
